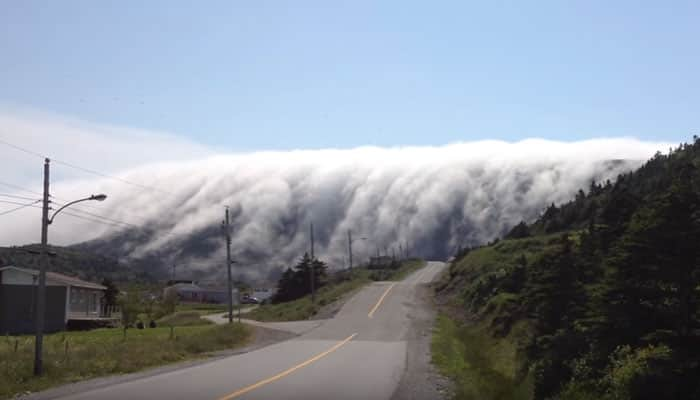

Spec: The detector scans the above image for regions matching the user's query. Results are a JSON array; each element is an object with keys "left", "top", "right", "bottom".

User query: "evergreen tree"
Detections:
[
  {"left": 273, "top": 253, "right": 329, "bottom": 303},
  {"left": 602, "top": 167, "right": 700, "bottom": 348},
  {"left": 101, "top": 278, "right": 119, "bottom": 307}
]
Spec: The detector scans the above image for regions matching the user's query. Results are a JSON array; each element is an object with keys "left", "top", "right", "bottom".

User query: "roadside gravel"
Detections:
[{"left": 391, "top": 284, "right": 454, "bottom": 400}]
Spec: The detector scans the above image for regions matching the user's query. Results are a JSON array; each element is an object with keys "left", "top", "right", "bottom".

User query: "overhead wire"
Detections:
[
  {"left": 0, "top": 199, "right": 41, "bottom": 216},
  {"left": 0, "top": 137, "right": 173, "bottom": 196},
  {"left": 50, "top": 200, "right": 140, "bottom": 228},
  {"left": 0, "top": 193, "right": 41, "bottom": 201},
  {"left": 0, "top": 137, "right": 177, "bottom": 221},
  {"left": 0, "top": 180, "right": 43, "bottom": 196},
  {"left": 0, "top": 137, "right": 195, "bottom": 240}
]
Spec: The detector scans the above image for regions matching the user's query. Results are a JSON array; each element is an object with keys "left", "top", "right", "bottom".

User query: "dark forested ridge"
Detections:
[
  {"left": 0, "top": 245, "right": 156, "bottom": 284},
  {"left": 437, "top": 138, "right": 700, "bottom": 399}
]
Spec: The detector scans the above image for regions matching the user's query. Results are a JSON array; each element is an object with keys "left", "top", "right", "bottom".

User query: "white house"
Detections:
[{"left": 0, "top": 266, "right": 118, "bottom": 334}]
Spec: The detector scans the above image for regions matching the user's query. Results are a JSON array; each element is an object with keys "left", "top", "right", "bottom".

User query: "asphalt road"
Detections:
[{"left": 51, "top": 262, "right": 446, "bottom": 400}]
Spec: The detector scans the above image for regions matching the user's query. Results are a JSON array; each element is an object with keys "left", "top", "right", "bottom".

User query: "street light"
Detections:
[
  {"left": 48, "top": 194, "right": 107, "bottom": 224},
  {"left": 34, "top": 157, "right": 108, "bottom": 376},
  {"left": 346, "top": 230, "right": 368, "bottom": 270}
]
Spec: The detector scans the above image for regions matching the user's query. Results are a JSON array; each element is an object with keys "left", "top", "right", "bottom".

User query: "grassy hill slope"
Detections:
[{"left": 434, "top": 139, "right": 700, "bottom": 400}]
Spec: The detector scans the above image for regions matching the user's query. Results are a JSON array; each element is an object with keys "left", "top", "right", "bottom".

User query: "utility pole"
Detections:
[
  {"left": 33, "top": 158, "right": 50, "bottom": 376},
  {"left": 310, "top": 222, "right": 315, "bottom": 303},
  {"left": 399, "top": 244, "right": 404, "bottom": 260},
  {"left": 347, "top": 230, "right": 353, "bottom": 270},
  {"left": 223, "top": 207, "right": 233, "bottom": 324}
]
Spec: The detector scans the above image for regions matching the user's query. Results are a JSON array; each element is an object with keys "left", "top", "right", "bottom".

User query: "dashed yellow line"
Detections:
[
  {"left": 368, "top": 283, "right": 396, "bottom": 318},
  {"left": 217, "top": 333, "right": 357, "bottom": 400}
]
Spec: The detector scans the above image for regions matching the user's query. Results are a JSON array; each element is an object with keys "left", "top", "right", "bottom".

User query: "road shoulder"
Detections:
[{"left": 390, "top": 284, "right": 454, "bottom": 400}]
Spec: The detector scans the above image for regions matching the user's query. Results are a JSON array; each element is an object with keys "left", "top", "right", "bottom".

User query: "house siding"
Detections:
[{"left": 0, "top": 285, "right": 67, "bottom": 335}]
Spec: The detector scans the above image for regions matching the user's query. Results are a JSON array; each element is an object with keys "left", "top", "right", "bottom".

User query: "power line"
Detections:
[
  {"left": 0, "top": 199, "right": 131, "bottom": 230},
  {"left": 0, "top": 138, "right": 45, "bottom": 159},
  {"left": 60, "top": 210, "right": 131, "bottom": 229},
  {"left": 0, "top": 180, "right": 43, "bottom": 196},
  {"left": 51, "top": 201, "right": 140, "bottom": 228},
  {"left": 50, "top": 193, "right": 156, "bottom": 222},
  {"left": 0, "top": 193, "right": 41, "bottom": 201},
  {"left": 0, "top": 200, "right": 41, "bottom": 216},
  {"left": 0, "top": 137, "right": 173, "bottom": 195},
  {"left": 0, "top": 199, "right": 39, "bottom": 207}
]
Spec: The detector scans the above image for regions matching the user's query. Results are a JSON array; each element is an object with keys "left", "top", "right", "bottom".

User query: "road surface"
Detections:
[{"left": 47, "top": 262, "right": 446, "bottom": 400}]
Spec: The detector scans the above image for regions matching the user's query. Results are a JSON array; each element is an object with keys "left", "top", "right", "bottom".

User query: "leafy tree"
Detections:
[{"left": 118, "top": 291, "right": 142, "bottom": 337}]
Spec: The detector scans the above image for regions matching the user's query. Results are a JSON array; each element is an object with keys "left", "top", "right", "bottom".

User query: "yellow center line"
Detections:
[
  {"left": 368, "top": 282, "right": 396, "bottom": 318},
  {"left": 217, "top": 333, "right": 358, "bottom": 400}
]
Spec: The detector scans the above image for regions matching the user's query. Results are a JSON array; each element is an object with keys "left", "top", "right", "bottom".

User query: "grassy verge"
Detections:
[
  {"left": 384, "top": 259, "right": 426, "bottom": 281},
  {"left": 157, "top": 311, "right": 213, "bottom": 326},
  {"left": 0, "top": 323, "right": 251, "bottom": 399},
  {"left": 175, "top": 303, "right": 228, "bottom": 315},
  {"left": 431, "top": 236, "right": 556, "bottom": 400},
  {"left": 246, "top": 259, "right": 427, "bottom": 322},
  {"left": 431, "top": 314, "right": 532, "bottom": 400},
  {"left": 245, "top": 268, "right": 372, "bottom": 321}
]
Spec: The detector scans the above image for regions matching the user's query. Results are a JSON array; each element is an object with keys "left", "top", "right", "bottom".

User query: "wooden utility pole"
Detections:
[
  {"left": 33, "top": 158, "right": 50, "bottom": 376},
  {"left": 310, "top": 222, "right": 315, "bottom": 303},
  {"left": 223, "top": 207, "right": 233, "bottom": 323},
  {"left": 347, "top": 230, "right": 353, "bottom": 270}
]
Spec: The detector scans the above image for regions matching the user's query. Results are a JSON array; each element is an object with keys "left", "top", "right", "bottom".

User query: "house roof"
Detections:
[{"left": 0, "top": 266, "right": 107, "bottom": 290}]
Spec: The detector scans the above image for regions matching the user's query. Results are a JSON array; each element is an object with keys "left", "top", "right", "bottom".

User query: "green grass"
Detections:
[
  {"left": 385, "top": 259, "right": 427, "bottom": 281},
  {"left": 432, "top": 315, "right": 533, "bottom": 400},
  {"left": 245, "top": 269, "right": 372, "bottom": 321},
  {"left": 175, "top": 303, "right": 229, "bottom": 315},
  {"left": 246, "top": 259, "right": 427, "bottom": 322},
  {"left": 433, "top": 237, "right": 550, "bottom": 399},
  {"left": 0, "top": 323, "right": 251, "bottom": 399},
  {"left": 157, "top": 311, "right": 213, "bottom": 326}
]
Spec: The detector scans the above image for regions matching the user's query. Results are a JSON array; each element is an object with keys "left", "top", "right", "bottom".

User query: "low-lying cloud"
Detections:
[{"left": 0, "top": 109, "right": 671, "bottom": 283}]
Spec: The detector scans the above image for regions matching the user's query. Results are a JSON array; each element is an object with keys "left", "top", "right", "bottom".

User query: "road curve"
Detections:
[{"left": 49, "top": 262, "right": 446, "bottom": 400}]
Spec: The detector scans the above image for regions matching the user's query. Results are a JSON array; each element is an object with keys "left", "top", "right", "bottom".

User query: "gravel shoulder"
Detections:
[{"left": 391, "top": 284, "right": 454, "bottom": 400}]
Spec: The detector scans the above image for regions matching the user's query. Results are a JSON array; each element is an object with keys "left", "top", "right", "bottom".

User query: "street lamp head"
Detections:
[{"left": 90, "top": 194, "right": 107, "bottom": 202}]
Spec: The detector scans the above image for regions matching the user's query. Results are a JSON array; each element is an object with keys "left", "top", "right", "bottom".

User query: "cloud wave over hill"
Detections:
[
  {"left": 4, "top": 140, "right": 670, "bottom": 283},
  {"left": 0, "top": 111, "right": 669, "bottom": 283}
]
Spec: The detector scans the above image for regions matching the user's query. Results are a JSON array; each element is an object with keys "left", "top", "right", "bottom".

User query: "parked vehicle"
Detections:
[{"left": 241, "top": 295, "right": 260, "bottom": 304}]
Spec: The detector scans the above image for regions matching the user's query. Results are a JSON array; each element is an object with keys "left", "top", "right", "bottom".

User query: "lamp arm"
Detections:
[{"left": 48, "top": 197, "right": 93, "bottom": 224}]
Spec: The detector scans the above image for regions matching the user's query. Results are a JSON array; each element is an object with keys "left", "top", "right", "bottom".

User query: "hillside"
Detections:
[
  {"left": 0, "top": 245, "right": 156, "bottom": 285},
  {"left": 434, "top": 138, "right": 700, "bottom": 399}
]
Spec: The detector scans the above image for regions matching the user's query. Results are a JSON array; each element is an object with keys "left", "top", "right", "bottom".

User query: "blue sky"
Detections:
[{"left": 1, "top": 0, "right": 698, "bottom": 151}]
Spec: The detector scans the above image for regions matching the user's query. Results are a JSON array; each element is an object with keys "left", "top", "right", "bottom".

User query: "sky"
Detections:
[{"left": 1, "top": 0, "right": 698, "bottom": 152}]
